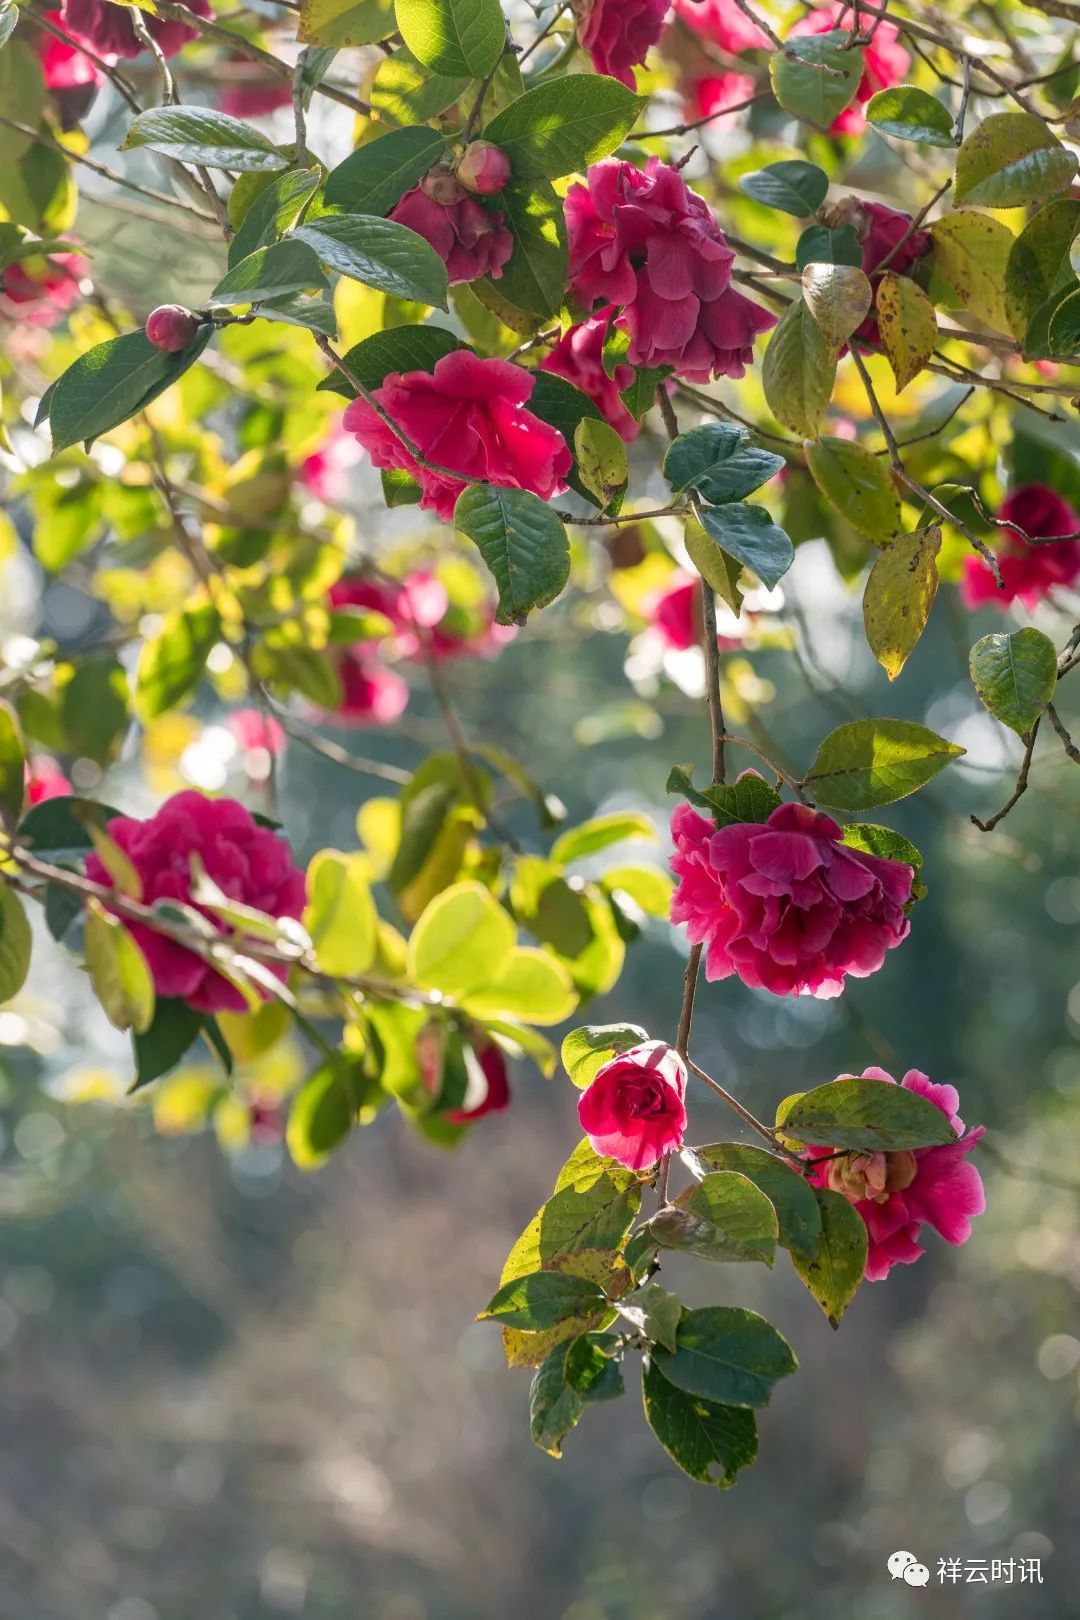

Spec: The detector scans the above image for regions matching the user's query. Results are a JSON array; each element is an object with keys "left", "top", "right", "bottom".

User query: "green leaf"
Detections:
[
  {"left": 453, "top": 484, "right": 569, "bottom": 624},
  {"left": 210, "top": 239, "right": 329, "bottom": 306},
  {"left": 260, "top": 291, "right": 339, "bottom": 336},
  {"left": 665, "top": 764, "right": 782, "bottom": 826},
  {"left": 299, "top": 0, "right": 394, "bottom": 46},
  {"left": 527, "top": 370, "right": 612, "bottom": 509},
  {"left": 133, "top": 601, "right": 220, "bottom": 722},
  {"left": 795, "top": 224, "right": 861, "bottom": 270},
  {"left": 565, "top": 1334, "right": 624, "bottom": 1401},
  {"left": 501, "top": 1144, "right": 641, "bottom": 1288},
  {"left": 0, "top": 886, "right": 32, "bottom": 1003},
  {"left": 778, "top": 1076, "right": 958, "bottom": 1151},
  {"left": 561, "top": 1023, "right": 648, "bottom": 1088},
  {"left": 805, "top": 437, "right": 903, "bottom": 543},
  {"left": 761, "top": 299, "right": 837, "bottom": 439},
  {"left": 685, "top": 1144, "right": 822, "bottom": 1259},
  {"left": 866, "top": 84, "right": 956, "bottom": 147},
  {"left": 0, "top": 700, "right": 25, "bottom": 829},
  {"left": 227, "top": 167, "right": 322, "bottom": 268},
  {"left": 529, "top": 1338, "right": 589, "bottom": 1456},
  {"left": 17, "top": 794, "right": 123, "bottom": 860},
  {"left": 791, "top": 1186, "right": 867, "bottom": 1328},
  {"left": 642, "top": 1359, "right": 758, "bottom": 1487},
  {"left": 370, "top": 45, "right": 469, "bottom": 127},
  {"left": 84, "top": 900, "right": 155, "bottom": 1034},
  {"left": 770, "top": 30, "right": 863, "bottom": 128},
  {"left": 955, "top": 111, "right": 1077, "bottom": 208},
  {"left": 930, "top": 210, "right": 1013, "bottom": 333},
  {"left": 48, "top": 327, "right": 213, "bottom": 453},
  {"left": 649, "top": 1305, "right": 796, "bottom": 1408},
  {"left": 303, "top": 849, "right": 378, "bottom": 976},
  {"left": 132, "top": 998, "right": 206, "bottom": 1090},
  {"left": 664, "top": 423, "right": 784, "bottom": 504},
  {"left": 683, "top": 513, "right": 743, "bottom": 611},
  {"left": 394, "top": 0, "right": 505, "bottom": 78},
  {"left": 970, "top": 626, "right": 1058, "bottom": 736},
  {"left": 738, "top": 159, "right": 828, "bottom": 217},
  {"left": 551, "top": 812, "right": 655, "bottom": 866},
  {"left": 480, "top": 1269, "right": 608, "bottom": 1328},
  {"left": 841, "top": 820, "right": 923, "bottom": 877},
  {"left": 482, "top": 77, "right": 641, "bottom": 180},
  {"left": 294, "top": 214, "right": 449, "bottom": 308},
  {"left": 286, "top": 1057, "right": 358, "bottom": 1168},
  {"left": 648, "top": 1172, "right": 778, "bottom": 1266},
  {"left": 613, "top": 1282, "right": 682, "bottom": 1351},
  {"left": 1003, "top": 199, "right": 1080, "bottom": 348},
  {"left": 875, "top": 270, "right": 938, "bottom": 392},
  {"left": 496, "top": 178, "right": 567, "bottom": 318},
  {"left": 324, "top": 125, "right": 447, "bottom": 214},
  {"left": 863, "top": 525, "right": 941, "bottom": 680},
  {"left": 803, "top": 718, "right": 965, "bottom": 809},
  {"left": 801, "top": 262, "right": 873, "bottom": 349},
  {"left": 573, "top": 417, "right": 627, "bottom": 512},
  {"left": 1046, "top": 287, "right": 1080, "bottom": 357},
  {"left": 462, "top": 945, "right": 577, "bottom": 1024},
  {"left": 121, "top": 106, "right": 287, "bottom": 172},
  {"left": 315, "top": 322, "right": 465, "bottom": 396},
  {"left": 697, "top": 503, "right": 794, "bottom": 590},
  {"left": 407, "top": 879, "right": 515, "bottom": 997}
]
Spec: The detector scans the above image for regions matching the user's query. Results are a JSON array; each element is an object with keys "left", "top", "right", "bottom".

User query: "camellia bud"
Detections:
[
  {"left": 145, "top": 304, "right": 200, "bottom": 352},
  {"left": 455, "top": 141, "right": 511, "bottom": 196}
]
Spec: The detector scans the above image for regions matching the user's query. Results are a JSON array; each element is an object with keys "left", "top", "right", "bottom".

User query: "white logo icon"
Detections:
[{"left": 888, "top": 1551, "right": 930, "bottom": 1586}]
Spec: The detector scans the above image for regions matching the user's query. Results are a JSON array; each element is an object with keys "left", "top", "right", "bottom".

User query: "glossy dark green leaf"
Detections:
[
  {"left": 739, "top": 160, "right": 828, "bottom": 217},
  {"left": 453, "top": 484, "right": 569, "bottom": 624},
  {"left": 315, "top": 322, "right": 466, "bottom": 396},
  {"left": 294, "top": 214, "right": 449, "bottom": 307},
  {"left": 685, "top": 1144, "right": 822, "bottom": 1258},
  {"left": 121, "top": 106, "right": 287, "bottom": 172},
  {"left": 791, "top": 1186, "right": 867, "bottom": 1328},
  {"left": 48, "top": 327, "right": 213, "bottom": 452},
  {"left": 649, "top": 1306, "right": 797, "bottom": 1408},
  {"left": 483, "top": 77, "right": 642, "bottom": 180},
  {"left": 698, "top": 502, "right": 794, "bottom": 590},
  {"left": 642, "top": 1359, "right": 758, "bottom": 1487},
  {"left": 210, "top": 239, "right": 328, "bottom": 306},
  {"left": 324, "top": 125, "right": 447, "bottom": 214},
  {"left": 664, "top": 423, "right": 785, "bottom": 504},
  {"left": 778, "top": 1076, "right": 958, "bottom": 1151}
]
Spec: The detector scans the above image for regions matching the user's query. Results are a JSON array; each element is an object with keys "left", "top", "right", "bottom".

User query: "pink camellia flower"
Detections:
[
  {"left": 25, "top": 758, "right": 72, "bottom": 806},
  {"left": 227, "top": 708, "right": 285, "bottom": 756},
  {"left": 220, "top": 60, "right": 293, "bottom": 118},
  {"left": 578, "top": 1040, "right": 688, "bottom": 1170},
  {"left": 566, "top": 159, "right": 776, "bottom": 382},
  {"left": 672, "top": 0, "right": 768, "bottom": 52},
  {"left": 790, "top": 3, "right": 908, "bottom": 134},
  {"left": 389, "top": 177, "right": 512, "bottom": 286},
  {"left": 848, "top": 199, "right": 932, "bottom": 346},
  {"left": 343, "top": 350, "right": 572, "bottom": 523},
  {"left": 447, "top": 1041, "right": 511, "bottom": 1124},
  {"left": 62, "top": 0, "right": 213, "bottom": 59},
  {"left": 961, "top": 484, "right": 1080, "bottom": 610},
  {"left": 84, "top": 791, "right": 307, "bottom": 1015},
  {"left": 575, "top": 0, "right": 669, "bottom": 89},
  {"left": 682, "top": 69, "right": 758, "bottom": 125},
  {"left": 805, "top": 1067, "right": 985, "bottom": 1280},
  {"left": 1, "top": 253, "right": 86, "bottom": 328},
  {"left": 37, "top": 10, "right": 102, "bottom": 89},
  {"left": 298, "top": 426, "right": 363, "bottom": 505},
  {"left": 670, "top": 791, "right": 914, "bottom": 997},
  {"left": 330, "top": 570, "right": 449, "bottom": 656},
  {"left": 540, "top": 311, "right": 640, "bottom": 442},
  {"left": 646, "top": 571, "right": 742, "bottom": 651},
  {"left": 336, "top": 655, "right": 410, "bottom": 726}
]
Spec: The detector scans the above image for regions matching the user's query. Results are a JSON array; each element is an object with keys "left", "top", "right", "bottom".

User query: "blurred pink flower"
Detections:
[
  {"left": 37, "top": 9, "right": 103, "bottom": 88},
  {"left": 336, "top": 656, "right": 410, "bottom": 726},
  {"left": 1, "top": 253, "right": 86, "bottom": 328},
  {"left": 576, "top": 0, "right": 669, "bottom": 89},
  {"left": 670, "top": 791, "right": 913, "bottom": 997},
  {"left": 682, "top": 69, "right": 758, "bottom": 125},
  {"left": 790, "top": 3, "right": 908, "bottom": 134},
  {"left": 219, "top": 60, "right": 293, "bottom": 117},
  {"left": 805, "top": 1067, "right": 985, "bottom": 1280},
  {"left": 25, "top": 758, "right": 72, "bottom": 805},
  {"left": 299, "top": 428, "right": 363, "bottom": 505},
  {"left": 343, "top": 350, "right": 572, "bottom": 523},
  {"left": 646, "top": 571, "right": 743, "bottom": 651},
  {"left": 227, "top": 709, "right": 285, "bottom": 756},
  {"left": 389, "top": 181, "right": 512, "bottom": 286},
  {"left": 540, "top": 311, "right": 640, "bottom": 442},
  {"left": 447, "top": 1042, "right": 511, "bottom": 1123},
  {"left": 566, "top": 158, "right": 776, "bottom": 382},
  {"left": 672, "top": 0, "right": 768, "bottom": 52},
  {"left": 63, "top": 0, "right": 213, "bottom": 59},
  {"left": 961, "top": 484, "right": 1080, "bottom": 610},
  {"left": 578, "top": 1040, "right": 688, "bottom": 1169},
  {"left": 84, "top": 791, "right": 306, "bottom": 1015}
]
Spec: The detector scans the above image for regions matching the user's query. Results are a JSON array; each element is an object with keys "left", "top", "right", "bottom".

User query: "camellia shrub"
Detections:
[{"left": 1, "top": 0, "right": 1078, "bottom": 1486}]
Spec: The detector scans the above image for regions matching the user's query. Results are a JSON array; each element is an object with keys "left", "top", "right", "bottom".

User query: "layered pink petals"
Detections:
[
  {"left": 577, "top": 0, "right": 669, "bottom": 88},
  {"left": 670, "top": 792, "right": 913, "bottom": 998},
  {"left": 790, "top": 3, "right": 908, "bottom": 134},
  {"left": 961, "top": 484, "right": 1080, "bottom": 610},
  {"left": 342, "top": 350, "right": 572, "bottom": 523},
  {"left": 389, "top": 185, "right": 512, "bottom": 286},
  {"left": 566, "top": 158, "right": 776, "bottom": 381},
  {"left": 578, "top": 1041, "right": 688, "bottom": 1169},
  {"left": 806, "top": 1067, "right": 986, "bottom": 1280},
  {"left": 540, "top": 310, "right": 639, "bottom": 441},
  {"left": 84, "top": 791, "right": 307, "bottom": 1015},
  {"left": 62, "top": 0, "right": 213, "bottom": 59}
]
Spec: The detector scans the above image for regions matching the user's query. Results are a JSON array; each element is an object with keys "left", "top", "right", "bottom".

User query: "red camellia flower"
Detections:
[
  {"left": 578, "top": 1041, "right": 688, "bottom": 1169},
  {"left": 670, "top": 792, "right": 914, "bottom": 997},
  {"left": 673, "top": 0, "right": 768, "bottom": 52},
  {"left": 566, "top": 159, "right": 777, "bottom": 382},
  {"left": 540, "top": 311, "right": 640, "bottom": 442},
  {"left": 389, "top": 177, "right": 512, "bottom": 286},
  {"left": 575, "top": 0, "right": 669, "bottom": 88},
  {"left": 646, "top": 571, "right": 743, "bottom": 651},
  {"left": 220, "top": 59, "right": 293, "bottom": 117},
  {"left": 1, "top": 253, "right": 86, "bottom": 328},
  {"left": 961, "top": 484, "right": 1080, "bottom": 610},
  {"left": 63, "top": 0, "right": 213, "bottom": 58},
  {"left": 84, "top": 791, "right": 307, "bottom": 1015},
  {"left": 447, "top": 1042, "right": 511, "bottom": 1124},
  {"left": 37, "top": 10, "right": 102, "bottom": 89},
  {"left": 335, "top": 655, "right": 410, "bottom": 726},
  {"left": 343, "top": 350, "right": 572, "bottom": 523},
  {"left": 805, "top": 1067, "right": 986, "bottom": 1280},
  {"left": 25, "top": 758, "right": 72, "bottom": 806},
  {"left": 790, "top": 3, "right": 909, "bottom": 134},
  {"left": 850, "top": 200, "right": 932, "bottom": 346}
]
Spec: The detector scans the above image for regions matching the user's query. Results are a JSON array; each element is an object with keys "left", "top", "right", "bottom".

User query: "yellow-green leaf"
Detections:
[
  {"left": 573, "top": 417, "right": 627, "bottom": 511},
  {"left": 84, "top": 899, "right": 156, "bottom": 1033},
  {"left": 407, "top": 879, "right": 515, "bottom": 997},
  {"left": 462, "top": 945, "right": 577, "bottom": 1025},
  {"left": 875, "top": 271, "right": 937, "bottom": 392},
  {"left": 303, "top": 849, "right": 378, "bottom": 977},
  {"left": 762, "top": 299, "right": 837, "bottom": 439},
  {"left": 863, "top": 525, "right": 941, "bottom": 680},
  {"left": 804, "top": 437, "right": 903, "bottom": 543},
  {"left": 930, "top": 210, "right": 1013, "bottom": 333},
  {"left": 801, "top": 262, "right": 872, "bottom": 349}
]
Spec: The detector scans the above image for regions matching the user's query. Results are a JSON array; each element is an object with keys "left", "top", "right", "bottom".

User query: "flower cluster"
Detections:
[
  {"left": 566, "top": 159, "right": 776, "bottom": 382},
  {"left": 1, "top": 253, "right": 86, "bottom": 328},
  {"left": 961, "top": 484, "right": 1080, "bottom": 610},
  {"left": 670, "top": 792, "right": 914, "bottom": 998},
  {"left": 62, "top": 0, "right": 214, "bottom": 59},
  {"left": 389, "top": 175, "right": 513, "bottom": 287}
]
